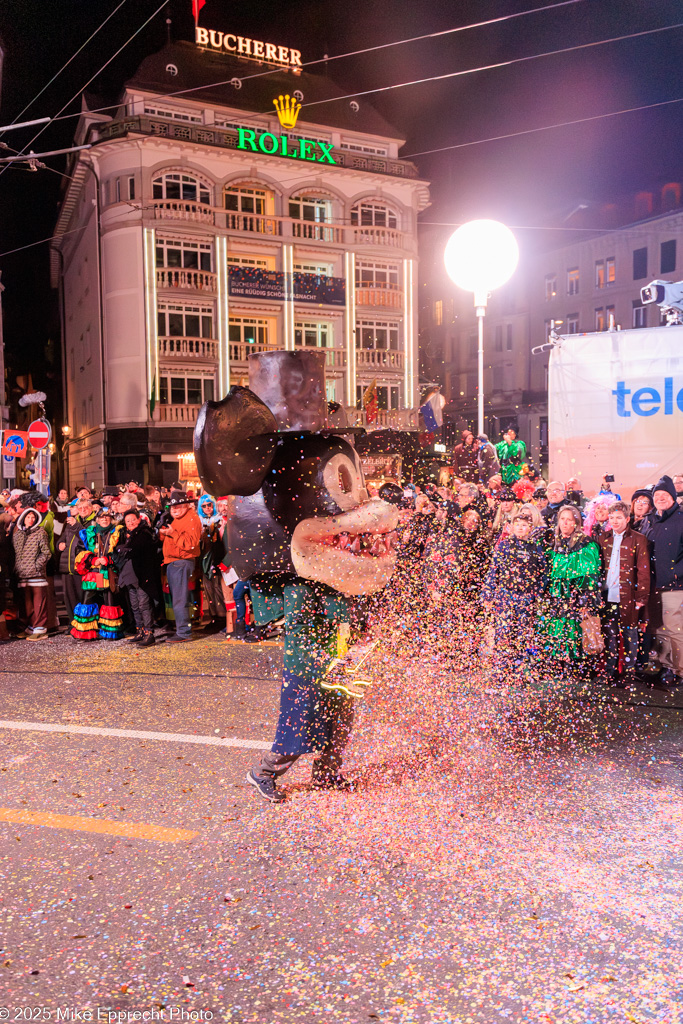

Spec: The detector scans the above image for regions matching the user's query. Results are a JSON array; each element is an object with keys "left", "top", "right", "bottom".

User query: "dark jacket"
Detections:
[
  {"left": 119, "top": 522, "right": 161, "bottom": 591},
  {"left": 452, "top": 441, "right": 479, "bottom": 483},
  {"left": 477, "top": 442, "right": 500, "bottom": 485},
  {"left": 482, "top": 535, "right": 548, "bottom": 601},
  {"left": 57, "top": 512, "right": 95, "bottom": 573},
  {"left": 642, "top": 502, "right": 683, "bottom": 591},
  {"left": 598, "top": 527, "right": 651, "bottom": 626}
]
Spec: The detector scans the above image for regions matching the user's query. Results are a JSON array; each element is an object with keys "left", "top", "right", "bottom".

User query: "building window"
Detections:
[
  {"left": 595, "top": 307, "right": 605, "bottom": 331},
  {"left": 494, "top": 325, "right": 503, "bottom": 352},
  {"left": 632, "top": 303, "right": 647, "bottom": 329},
  {"left": 294, "top": 322, "right": 332, "bottom": 348},
  {"left": 152, "top": 172, "right": 211, "bottom": 205},
  {"left": 356, "top": 262, "right": 399, "bottom": 288},
  {"left": 567, "top": 267, "right": 579, "bottom": 295},
  {"left": 661, "top": 239, "right": 677, "bottom": 274},
  {"left": 289, "top": 194, "right": 332, "bottom": 223},
  {"left": 492, "top": 366, "right": 504, "bottom": 390},
  {"left": 224, "top": 184, "right": 268, "bottom": 214},
  {"left": 606, "top": 305, "right": 615, "bottom": 328},
  {"left": 544, "top": 274, "right": 557, "bottom": 300},
  {"left": 350, "top": 201, "right": 397, "bottom": 230},
  {"left": 567, "top": 314, "right": 579, "bottom": 334},
  {"left": 157, "top": 302, "right": 214, "bottom": 339},
  {"left": 633, "top": 247, "right": 647, "bottom": 280},
  {"left": 606, "top": 257, "right": 616, "bottom": 285},
  {"left": 156, "top": 238, "right": 213, "bottom": 271},
  {"left": 228, "top": 316, "right": 270, "bottom": 348},
  {"left": 506, "top": 324, "right": 513, "bottom": 350},
  {"left": 227, "top": 254, "right": 271, "bottom": 269},
  {"left": 159, "top": 374, "right": 215, "bottom": 406},
  {"left": 295, "top": 261, "right": 333, "bottom": 275},
  {"left": 433, "top": 300, "right": 443, "bottom": 326},
  {"left": 595, "top": 261, "right": 605, "bottom": 289},
  {"left": 144, "top": 105, "right": 202, "bottom": 123},
  {"left": 357, "top": 320, "right": 399, "bottom": 350},
  {"left": 341, "top": 140, "right": 388, "bottom": 156}
]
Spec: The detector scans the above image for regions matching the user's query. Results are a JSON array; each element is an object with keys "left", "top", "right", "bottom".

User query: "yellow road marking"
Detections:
[{"left": 0, "top": 807, "right": 197, "bottom": 843}]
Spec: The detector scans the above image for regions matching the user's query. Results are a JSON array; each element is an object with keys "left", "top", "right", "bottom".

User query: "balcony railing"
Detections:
[
  {"left": 352, "top": 226, "right": 404, "bottom": 248},
  {"left": 293, "top": 344, "right": 346, "bottom": 369},
  {"left": 355, "top": 285, "right": 403, "bottom": 309},
  {"left": 356, "top": 349, "right": 405, "bottom": 370},
  {"left": 225, "top": 211, "right": 282, "bottom": 235},
  {"left": 229, "top": 340, "right": 277, "bottom": 364},
  {"left": 349, "top": 407, "right": 418, "bottom": 430},
  {"left": 157, "top": 404, "right": 201, "bottom": 423},
  {"left": 156, "top": 268, "right": 217, "bottom": 292},
  {"left": 291, "top": 221, "right": 344, "bottom": 243},
  {"left": 159, "top": 336, "right": 218, "bottom": 360},
  {"left": 152, "top": 199, "right": 214, "bottom": 224}
]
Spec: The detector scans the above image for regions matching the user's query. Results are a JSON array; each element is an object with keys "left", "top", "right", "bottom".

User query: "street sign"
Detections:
[
  {"left": 28, "top": 419, "right": 51, "bottom": 450},
  {"left": 1, "top": 431, "right": 29, "bottom": 458},
  {"left": 2, "top": 454, "right": 16, "bottom": 479}
]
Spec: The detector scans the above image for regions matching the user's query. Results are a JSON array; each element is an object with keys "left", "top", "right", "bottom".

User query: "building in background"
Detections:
[
  {"left": 420, "top": 183, "right": 683, "bottom": 470},
  {"left": 51, "top": 34, "right": 429, "bottom": 488}
]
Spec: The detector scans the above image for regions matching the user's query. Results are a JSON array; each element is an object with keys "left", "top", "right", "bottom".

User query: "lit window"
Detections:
[
  {"left": 595, "top": 261, "right": 605, "bottom": 289},
  {"left": 433, "top": 300, "right": 443, "bottom": 326},
  {"left": 156, "top": 238, "right": 213, "bottom": 271},
  {"left": 357, "top": 320, "right": 400, "bottom": 350},
  {"left": 544, "top": 274, "right": 557, "bottom": 300},
  {"left": 567, "top": 267, "right": 579, "bottom": 295},
  {"left": 157, "top": 302, "right": 214, "bottom": 339},
  {"left": 294, "top": 322, "right": 332, "bottom": 348},
  {"left": 144, "top": 105, "right": 202, "bottom": 124},
  {"left": 606, "top": 305, "right": 615, "bottom": 328},
  {"left": 632, "top": 303, "right": 647, "bottom": 329},
  {"left": 227, "top": 254, "right": 271, "bottom": 269},
  {"left": 606, "top": 257, "right": 616, "bottom": 285},
  {"left": 356, "top": 262, "right": 399, "bottom": 288},
  {"left": 228, "top": 316, "right": 270, "bottom": 349},
  {"left": 289, "top": 194, "right": 331, "bottom": 223},
  {"left": 567, "top": 314, "right": 579, "bottom": 334},
  {"left": 595, "top": 307, "right": 605, "bottom": 331},
  {"left": 224, "top": 185, "right": 267, "bottom": 214}
]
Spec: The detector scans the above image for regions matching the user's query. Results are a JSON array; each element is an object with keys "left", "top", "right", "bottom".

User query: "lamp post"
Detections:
[{"left": 444, "top": 219, "right": 519, "bottom": 435}]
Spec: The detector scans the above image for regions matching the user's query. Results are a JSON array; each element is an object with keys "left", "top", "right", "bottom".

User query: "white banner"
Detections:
[{"left": 549, "top": 325, "right": 683, "bottom": 499}]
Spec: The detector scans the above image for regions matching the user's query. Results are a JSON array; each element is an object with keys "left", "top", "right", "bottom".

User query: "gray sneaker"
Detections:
[{"left": 246, "top": 770, "right": 285, "bottom": 803}]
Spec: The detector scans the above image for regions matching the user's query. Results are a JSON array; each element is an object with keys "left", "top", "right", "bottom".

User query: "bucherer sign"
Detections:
[{"left": 195, "top": 27, "right": 302, "bottom": 68}]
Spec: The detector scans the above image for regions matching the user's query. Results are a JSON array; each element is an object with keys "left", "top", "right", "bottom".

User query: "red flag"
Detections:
[
  {"left": 362, "top": 379, "right": 378, "bottom": 425},
  {"left": 192, "top": 0, "right": 206, "bottom": 24}
]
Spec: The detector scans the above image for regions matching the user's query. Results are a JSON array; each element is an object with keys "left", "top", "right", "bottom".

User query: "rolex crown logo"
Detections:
[{"left": 273, "top": 94, "right": 301, "bottom": 131}]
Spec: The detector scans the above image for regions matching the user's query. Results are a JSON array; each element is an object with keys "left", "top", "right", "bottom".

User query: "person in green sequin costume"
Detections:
[
  {"left": 495, "top": 427, "right": 527, "bottom": 485},
  {"left": 543, "top": 505, "right": 602, "bottom": 666}
]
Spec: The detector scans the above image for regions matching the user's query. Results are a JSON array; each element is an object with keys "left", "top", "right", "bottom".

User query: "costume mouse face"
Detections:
[{"left": 194, "top": 381, "right": 398, "bottom": 597}]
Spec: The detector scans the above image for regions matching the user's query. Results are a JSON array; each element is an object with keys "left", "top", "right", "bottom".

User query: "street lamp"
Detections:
[{"left": 444, "top": 219, "right": 519, "bottom": 435}]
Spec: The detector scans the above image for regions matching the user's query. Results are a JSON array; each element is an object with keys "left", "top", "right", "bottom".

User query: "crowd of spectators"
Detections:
[{"left": 0, "top": 481, "right": 268, "bottom": 648}]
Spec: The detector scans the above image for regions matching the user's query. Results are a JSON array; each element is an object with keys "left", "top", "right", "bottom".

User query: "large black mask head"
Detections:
[{"left": 194, "top": 353, "right": 398, "bottom": 597}]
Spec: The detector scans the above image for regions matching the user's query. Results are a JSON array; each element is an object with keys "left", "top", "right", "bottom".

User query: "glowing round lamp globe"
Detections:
[{"left": 444, "top": 219, "right": 519, "bottom": 294}]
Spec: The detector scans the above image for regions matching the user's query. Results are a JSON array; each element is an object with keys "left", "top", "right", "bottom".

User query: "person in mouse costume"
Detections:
[{"left": 194, "top": 350, "right": 398, "bottom": 803}]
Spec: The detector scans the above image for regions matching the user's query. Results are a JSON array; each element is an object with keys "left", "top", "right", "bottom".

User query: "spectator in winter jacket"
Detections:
[
  {"left": 476, "top": 434, "right": 500, "bottom": 486},
  {"left": 159, "top": 491, "right": 202, "bottom": 642},
  {"left": 597, "top": 502, "right": 650, "bottom": 688},
  {"left": 452, "top": 430, "right": 479, "bottom": 483},
  {"left": 482, "top": 510, "right": 548, "bottom": 678},
  {"left": 642, "top": 475, "right": 683, "bottom": 688},
  {"left": 630, "top": 488, "right": 654, "bottom": 533},
  {"left": 12, "top": 508, "right": 51, "bottom": 641},
  {"left": 197, "top": 494, "right": 228, "bottom": 630},
  {"left": 118, "top": 510, "right": 161, "bottom": 647}
]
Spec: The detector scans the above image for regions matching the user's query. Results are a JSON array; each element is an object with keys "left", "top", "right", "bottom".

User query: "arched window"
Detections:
[
  {"left": 152, "top": 172, "right": 211, "bottom": 205},
  {"left": 351, "top": 199, "right": 398, "bottom": 230},
  {"left": 289, "top": 193, "right": 333, "bottom": 223},
  {"left": 224, "top": 183, "right": 273, "bottom": 214}
]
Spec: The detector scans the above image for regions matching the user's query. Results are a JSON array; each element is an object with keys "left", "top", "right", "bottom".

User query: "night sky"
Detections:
[{"left": 0, "top": 0, "right": 682, "bottom": 388}]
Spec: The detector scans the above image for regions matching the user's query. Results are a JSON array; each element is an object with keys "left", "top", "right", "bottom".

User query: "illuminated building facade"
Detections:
[{"left": 51, "top": 36, "right": 429, "bottom": 487}]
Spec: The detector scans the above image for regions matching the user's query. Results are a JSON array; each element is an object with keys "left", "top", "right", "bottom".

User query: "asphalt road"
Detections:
[{"left": 0, "top": 631, "right": 682, "bottom": 1024}]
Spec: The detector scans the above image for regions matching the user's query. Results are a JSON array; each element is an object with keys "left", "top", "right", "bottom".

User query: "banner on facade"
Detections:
[{"left": 228, "top": 267, "right": 345, "bottom": 306}]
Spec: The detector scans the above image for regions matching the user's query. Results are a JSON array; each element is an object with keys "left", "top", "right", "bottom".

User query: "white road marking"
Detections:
[{"left": 0, "top": 719, "right": 269, "bottom": 750}]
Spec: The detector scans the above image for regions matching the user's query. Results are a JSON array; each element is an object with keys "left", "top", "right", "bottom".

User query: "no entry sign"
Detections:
[{"left": 28, "top": 419, "right": 51, "bottom": 450}]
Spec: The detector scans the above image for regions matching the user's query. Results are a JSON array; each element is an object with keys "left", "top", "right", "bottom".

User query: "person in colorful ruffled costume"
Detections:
[{"left": 71, "top": 507, "right": 125, "bottom": 641}]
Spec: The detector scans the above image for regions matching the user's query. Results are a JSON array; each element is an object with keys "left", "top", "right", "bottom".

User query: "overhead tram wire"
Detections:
[
  {"left": 298, "top": 20, "right": 683, "bottom": 113},
  {"left": 0, "top": 0, "right": 169, "bottom": 182},
  {"left": 46, "top": 0, "right": 589, "bottom": 126},
  {"left": 0, "top": 0, "right": 132, "bottom": 140},
  {"left": 403, "top": 95, "right": 683, "bottom": 159}
]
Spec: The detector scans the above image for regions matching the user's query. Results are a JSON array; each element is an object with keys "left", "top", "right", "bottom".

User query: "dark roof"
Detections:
[{"left": 124, "top": 41, "right": 403, "bottom": 140}]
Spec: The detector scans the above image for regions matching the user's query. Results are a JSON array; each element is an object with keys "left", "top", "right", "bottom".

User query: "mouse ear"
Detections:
[{"left": 194, "top": 386, "right": 278, "bottom": 496}]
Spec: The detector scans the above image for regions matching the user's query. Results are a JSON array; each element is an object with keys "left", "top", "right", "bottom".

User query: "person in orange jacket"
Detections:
[{"left": 158, "top": 491, "right": 202, "bottom": 643}]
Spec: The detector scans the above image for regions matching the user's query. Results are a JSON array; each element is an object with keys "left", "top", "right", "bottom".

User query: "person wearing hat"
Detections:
[
  {"left": 630, "top": 487, "right": 654, "bottom": 534},
  {"left": 482, "top": 510, "right": 548, "bottom": 680},
  {"left": 452, "top": 429, "right": 479, "bottom": 483},
  {"left": 70, "top": 506, "right": 125, "bottom": 641},
  {"left": 158, "top": 491, "right": 202, "bottom": 642},
  {"left": 490, "top": 486, "right": 519, "bottom": 545},
  {"left": 641, "top": 475, "right": 683, "bottom": 689},
  {"left": 475, "top": 434, "right": 500, "bottom": 486}
]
